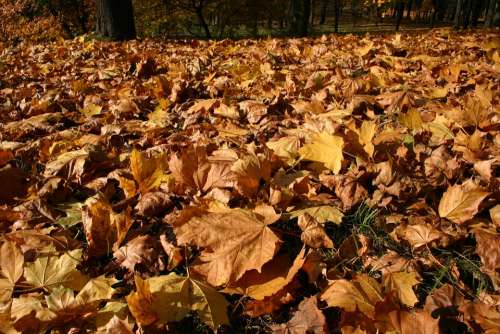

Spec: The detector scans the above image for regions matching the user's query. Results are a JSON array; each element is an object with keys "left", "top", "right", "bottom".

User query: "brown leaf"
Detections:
[
  {"left": 388, "top": 309, "right": 439, "bottom": 334},
  {"left": 174, "top": 208, "right": 281, "bottom": 286},
  {"left": 474, "top": 228, "right": 500, "bottom": 274},
  {"left": 114, "top": 235, "right": 159, "bottom": 272},
  {"left": 298, "top": 213, "right": 334, "bottom": 249},
  {"left": 271, "top": 297, "right": 327, "bottom": 334},
  {"left": 135, "top": 191, "right": 172, "bottom": 216},
  {"left": 82, "top": 198, "right": 132, "bottom": 257},
  {"left": 424, "top": 284, "right": 464, "bottom": 314}
]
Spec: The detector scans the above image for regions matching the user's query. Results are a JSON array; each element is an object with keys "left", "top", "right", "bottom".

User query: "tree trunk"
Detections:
[
  {"left": 95, "top": 0, "right": 136, "bottom": 40},
  {"left": 462, "top": 0, "right": 472, "bottom": 28},
  {"left": 454, "top": 0, "right": 463, "bottom": 29},
  {"left": 320, "top": 0, "right": 328, "bottom": 24},
  {"left": 470, "top": 0, "right": 482, "bottom": 27},
  {"left": 334, "top": 0, "right": 340, "bottom": 32},
  {"left": 485, "top": 0, "right": 497, "bottom": 27},
  {"left": 395, "top": 1, "right": 404, "bottom": 31},
  {"left": 406, "top": 0, "right": 413, "bottom": 19},
  {"left": 291, "top": 0, "right": 311, "bottom": 36},
  {"left": 195, "top": 6, "right": 212, "bottom": 38}
]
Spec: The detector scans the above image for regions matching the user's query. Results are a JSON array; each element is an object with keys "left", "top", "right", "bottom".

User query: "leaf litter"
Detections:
[{"left": 0, "top": 29, "right": 499, "bottom": 333}]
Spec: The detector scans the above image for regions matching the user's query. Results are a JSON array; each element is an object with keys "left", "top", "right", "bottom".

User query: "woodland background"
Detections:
[{"left": 1, "top": 0, "right": 500, "bottom": 45}]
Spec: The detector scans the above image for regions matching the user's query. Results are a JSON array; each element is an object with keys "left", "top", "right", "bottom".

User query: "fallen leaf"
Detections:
[
  {"left": 174, "top": 208, "right": 281, "bottom": 286},
  {"left": 298, "top": 213, "right": 334, "bottom": 249},
  {"left": 438, "top": 183, "right": 489, "bottom": 224},
  {"left": 127, "top": 273, "right": 229, "bottom": 330},
  {"left": 321, "top": 274, "right": 383, "bottom": 318},
  {"left": 383, "top": 271, "right": 420, "bottom": 307},
  {"left": 24, "top": 249, "right": 88, "bottom": 291},
  {"left": 299, "top": 132, "right": 344, "bottom": 174},
  {"left": 271, "top": 296, "right": 327, "bottom": 334}
]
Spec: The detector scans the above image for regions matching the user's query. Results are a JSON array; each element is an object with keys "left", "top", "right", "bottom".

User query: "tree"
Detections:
[
  {"left": 485, "top": 0, "right": 497, "bottom": 27},
  {"left": 395, "top": 0, "right": 405, "bottom": 31},
  {"left": 95, "top": 0, "right": 136, "bottom": 40},
  {"left": 291, "top": 0, "right": 311, "bottom": 36}
]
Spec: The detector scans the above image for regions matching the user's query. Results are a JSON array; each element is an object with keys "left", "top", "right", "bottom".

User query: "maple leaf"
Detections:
[
  {"left": 388, "top": 309, "right": 439, "bottom": 334},
  {"left": 320, "top": 274, "right": 384, "bottom": 319},
  {"left": 135, "top": 191, "right": 172, "bottom": 216},
  {"left": 174, "top": 208, "right": 281, "bottom": 286},
  {"left": 224, "top": 247, "right": 307, "bottom": 300},
  {"left": 127, "top": 273, "right": 229, "bottom": 330},
  {"left": 169, "top": 145, "right": 235, "bottom": 192},
  {"left": 266, "top": 136, "right": 301, "bottom": 165},
  {"left": 298, "top": 213, "right": 334, "bottom": 249},
  {"left": 383, "top": 271, "right": 420, "bottom": 307},
  {"left": 97, "top": 315, "right": 134, "bottom": 334},
  {"left": 24, "top": 249, "right": 88, "bottom": 291},
  {"left": 358, "top": 120, "right": 376, "bottom": 157},
  {"left": 82, "top": 197, "right": 133, "bottom": 257},
  {"left": 271, "top": 296, "right": 327, "bottom": 334},
  {"left": 231, "top": 153, "right": 271, "bottom": 198},
  {"left": 438, "top": 183, "right": 489, "bottom": 224},
  {"left": 473, "top": 229, "right": 500, "bottom": 274},
  {"left": 43, "top": 146, "right": 106, "bottom": 182},
  {"left": 125, "top": 276, "right": 157, "bottom": 326},
  {"left": 288, "top": 205, "right": 343, "bottom": 225},
  {"left": 398, "top": 223, "right": 444, "bottom": 250},
  {"left": 299, "top": 132, "right": 344, "bottom": 174},
  {"left": 130, "top": 149, "right": 171, "bottom": 194},
  {"left": 114, "top": 235, "right": 159, "bottom": 272},
  {"left": 0, "top": 241, "right": 24, "bottom": 302},
  {"left": 75, "top": 276, "right": 118, "bottom": 304}
]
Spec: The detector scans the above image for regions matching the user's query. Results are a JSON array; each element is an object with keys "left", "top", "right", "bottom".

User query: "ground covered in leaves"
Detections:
[{"left": 0, "top": 29, "right": 499, "bottom": 333}]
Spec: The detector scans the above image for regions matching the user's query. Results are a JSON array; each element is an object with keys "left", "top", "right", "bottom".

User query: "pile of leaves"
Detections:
[{"left": 0, "top": 29, "right": 499, "bottom": 333}]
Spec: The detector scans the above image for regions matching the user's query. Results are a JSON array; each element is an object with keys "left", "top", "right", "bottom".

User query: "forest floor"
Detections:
[{"left": 0, "top": 29, "right": 499, "bottom": 333}]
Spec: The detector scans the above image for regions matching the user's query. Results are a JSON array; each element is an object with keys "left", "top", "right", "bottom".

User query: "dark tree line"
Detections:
[{"left": 12, "top": 0, "right": 500, "bottom": 41}]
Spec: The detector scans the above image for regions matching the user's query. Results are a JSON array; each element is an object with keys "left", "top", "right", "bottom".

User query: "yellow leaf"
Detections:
[
  {"left": 0, "top": 241, "right": 24, "bottom": 286},
  {"left": 126, "top": 276, "right": 157, "bottom": 326},
  {"left": 76, "top": 276, "right": 117, "bottom": 304},
  {"left": 127, "top": 273, "right": 229, "bottom": 330},
  {"left": 383, "top": 271, "right": 420, "bottom": 306},
  {"left": 359, "top": 120, "right": 376, "bottom": 157},
  {"left": 299, "top": 132, "right": 344, "bottom": 174},
  {"left": 266, "top": 136, "right": 301, "bottom": 164},
  {"left": 24, "top": 249, "right": 88, "bottom": 291},
  {"left": 130, "top": 149, "right": 171, "bottom": 194},
  {"left": 438, "top": 183, "right": 489, "bottom": 224},
  {"left": 321, "top": 274, "right": 383, "bottom": 319},
  {"left": 288, "top": 205, "right": 343, "bottom": 225},
  {"left": 399, "top": 109, "right": 423, "bottom": 131},
  {"left": 80, "top": 103, "right": 102, "bottom": 117}
]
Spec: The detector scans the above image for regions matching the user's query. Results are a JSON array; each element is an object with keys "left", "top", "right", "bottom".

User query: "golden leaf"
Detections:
[
  {"left": 321, "top": 274, "right": 383, "bottom": 318},
  {"left": 438, "top": 183, "right": 489, "bottom": 224},
  {"left": 299, "top": 132, "right": 344, "bottom": 174}
]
